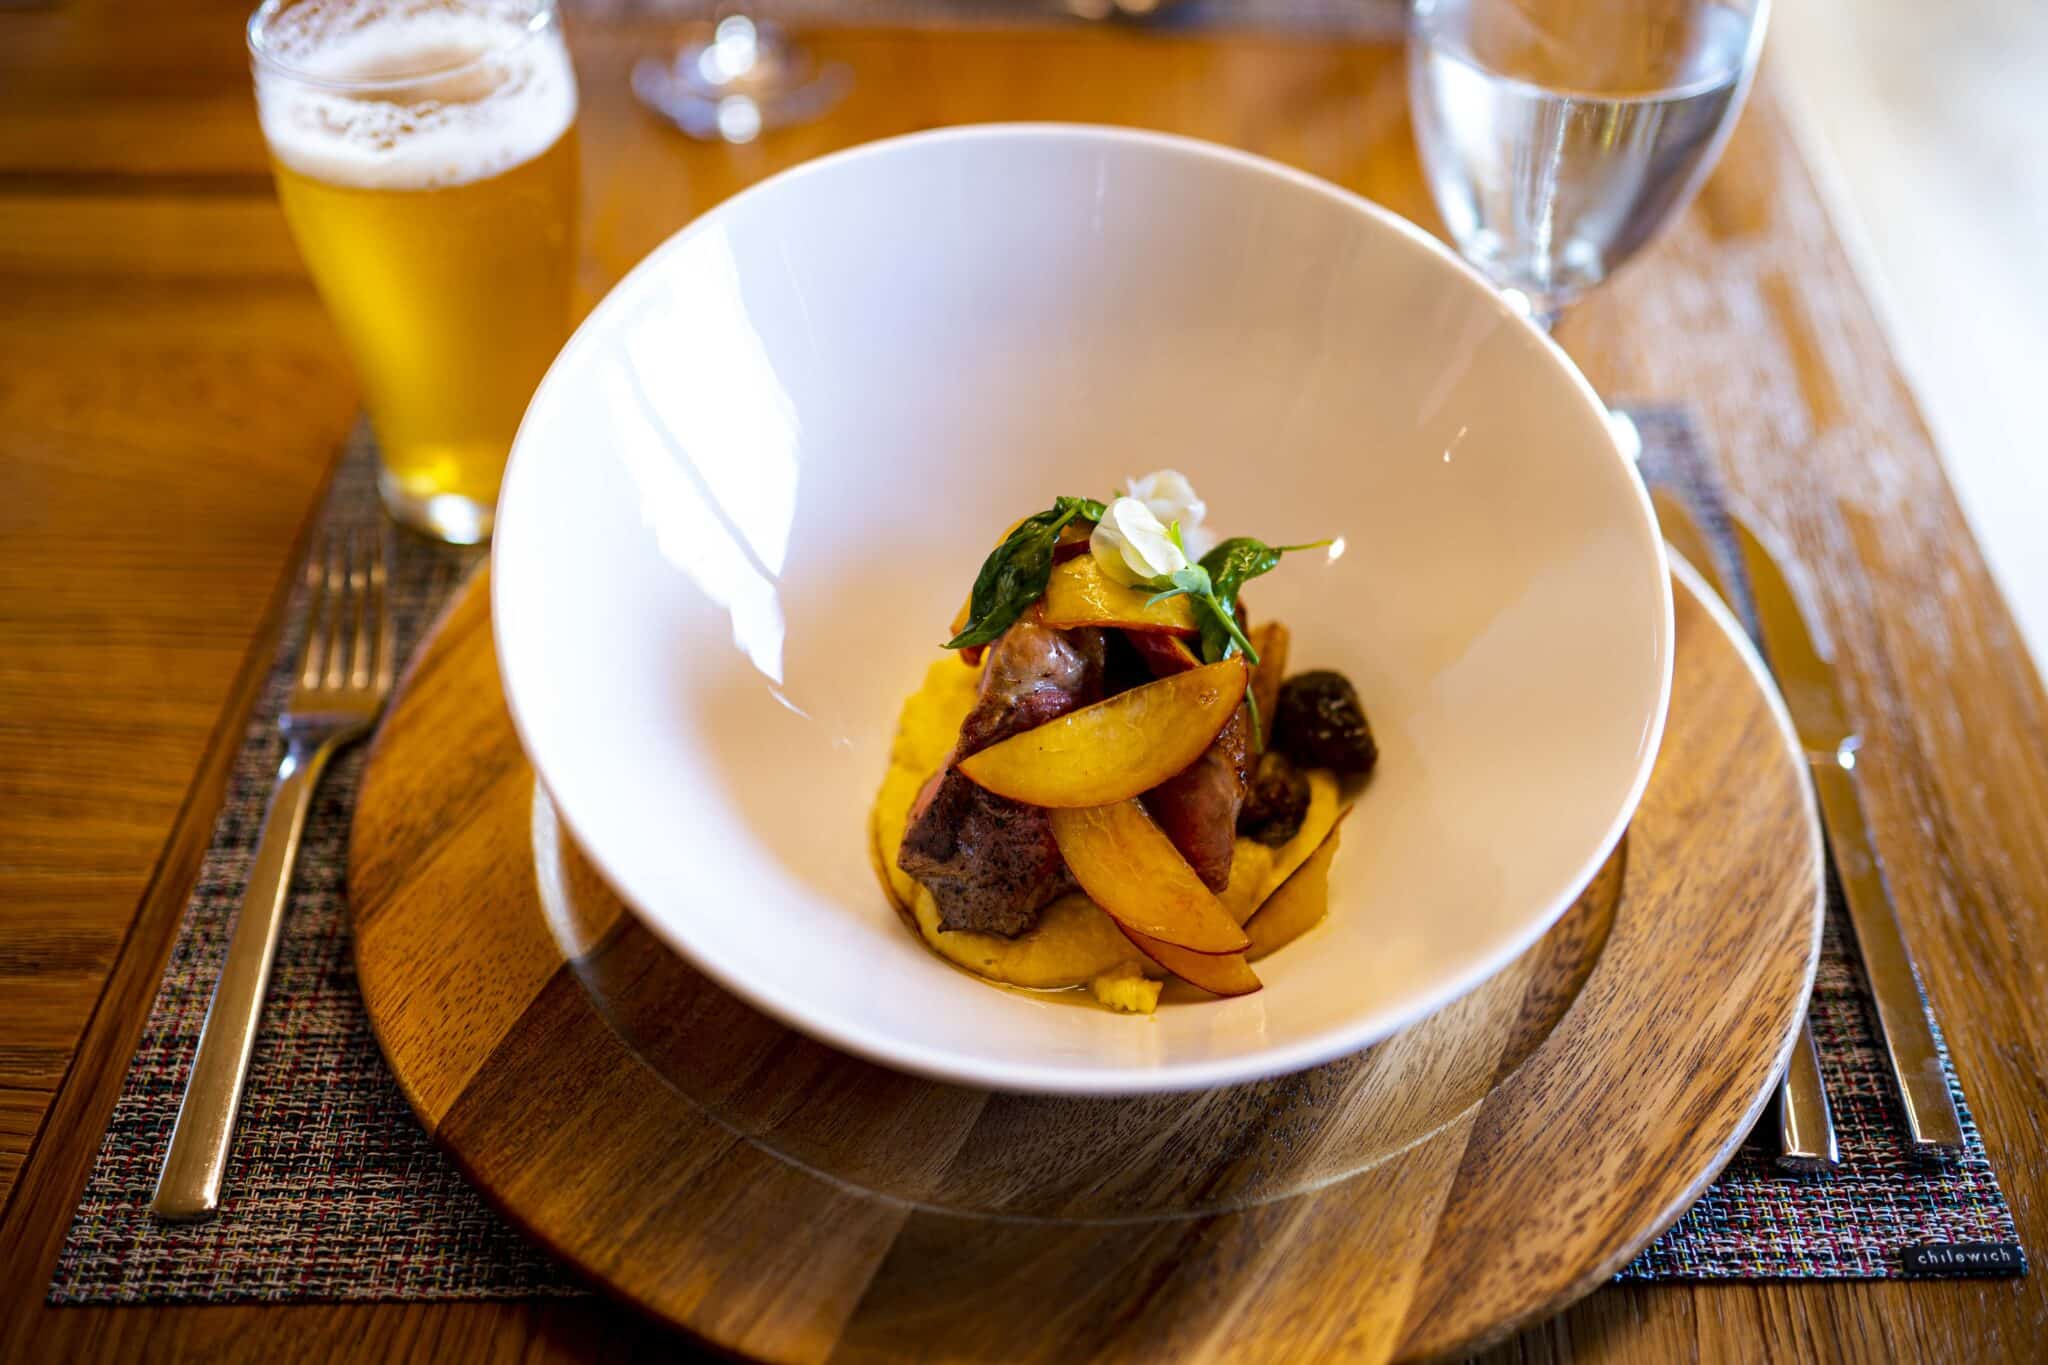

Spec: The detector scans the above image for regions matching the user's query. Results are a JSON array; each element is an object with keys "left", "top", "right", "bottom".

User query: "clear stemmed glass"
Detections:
[
  {"left": 1408, "top": 0, "right": 1771, "bottom": 332},
  {"left": 632, "top": 7, "right": 849, "bottom": 144}
]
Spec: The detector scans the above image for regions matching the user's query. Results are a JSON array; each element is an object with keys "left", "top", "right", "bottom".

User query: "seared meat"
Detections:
[
  {"left": 1121, "top": 627, "right": 1251, "bottom": 887},
  {"left": 1099, "top": 630, "right": 1158, "bottom": 697},
  {"left": 1144, "top": 707, "right": 1251, "bottom": 891},
  {"left": 898, "top": 622, "right": 1105, "bottom": 936},
  {"left": 957, "top": 621, "right": 1104, "bottom": 755},
  {"left": 898, "top": 768, "right": 1072, "bottom": 937},
  {"left": 1122, "top": 629, "right": 1200, "bottom": 681}
]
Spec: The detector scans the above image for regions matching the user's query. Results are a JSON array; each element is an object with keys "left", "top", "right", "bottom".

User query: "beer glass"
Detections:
[{"left": 249, "top": 0, "right": 580, "bottom": 543}]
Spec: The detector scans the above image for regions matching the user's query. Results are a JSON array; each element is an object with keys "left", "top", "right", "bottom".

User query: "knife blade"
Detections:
[
  {"left": 1730, "top": 514, "right": 1964, "bottom": 1155},
  {"left": 1651, "top": 490, "right": 1840, "bottom": 1171}
]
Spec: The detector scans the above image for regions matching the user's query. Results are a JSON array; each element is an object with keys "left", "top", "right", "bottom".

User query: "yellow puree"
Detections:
[{"left": 870, "top": 657, "right": 1338, "bottom": 1013}]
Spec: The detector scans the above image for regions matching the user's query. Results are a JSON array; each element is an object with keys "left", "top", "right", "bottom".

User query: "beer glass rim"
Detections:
[{"left": 246, "top": 0, "right": 560, "bottom": 95}]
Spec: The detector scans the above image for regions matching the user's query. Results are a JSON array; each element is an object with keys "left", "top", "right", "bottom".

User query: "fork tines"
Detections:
[{"left": 297, "top": 529, "right": 392, "bottom": 700}]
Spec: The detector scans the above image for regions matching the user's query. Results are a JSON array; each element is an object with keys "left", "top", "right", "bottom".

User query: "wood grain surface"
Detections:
[
  {"left": 2, "top": 3, "right": 2045, "bottom": 1361},
  {"left": 339, "top": 564, "right": 1819, "bottom": 1363}
]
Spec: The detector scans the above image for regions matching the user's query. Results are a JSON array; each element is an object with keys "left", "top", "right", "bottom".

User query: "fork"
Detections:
[
  {"left": 152, "top": 530, "right": 393, "bottom": 1220},
  {"left": 1649, "top": 489, "right": 1839, "bottom": 1170}
]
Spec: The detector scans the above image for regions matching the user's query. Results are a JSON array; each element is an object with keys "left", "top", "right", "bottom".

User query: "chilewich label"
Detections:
[{"left": 1900, "top": 1242, "right": 2026, "bottom": 1276}]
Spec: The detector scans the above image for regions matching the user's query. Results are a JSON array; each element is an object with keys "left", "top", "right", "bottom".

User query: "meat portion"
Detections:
[
  {"left": 898, "top": 622, "right": 1105, "bottom": 937},
  {"left": 1123, "top": 629, "right": 1201, "bottom": 680},
  {"left": 1144, "top": 707, "right": 1252, "bottom": 891},
  {"left": 957, "top": 621, "right": 1104, "bottom": 755},
  {"left": 1118, "top": 626, "right": 1251, "bottom": 889},
  {"left": 898, "top": 769, "right": 1072, "bottom": 937}
]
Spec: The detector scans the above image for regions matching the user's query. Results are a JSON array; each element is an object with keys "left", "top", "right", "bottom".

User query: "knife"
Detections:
[
  {"left": 1730, "top": 513, "right": 1965, "bottom": 1156},
  {"left": 1651, "top": 490, "right": 1840, "bottom": 1171}
]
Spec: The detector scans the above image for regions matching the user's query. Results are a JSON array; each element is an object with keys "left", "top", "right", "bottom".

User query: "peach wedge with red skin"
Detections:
[
  {"left": 957, "top": 657, "right": 1248, "bottom": 809},
  {"left": 1247, "top": 620, "right": 1288, "bottom": 729},
  {"left": 1034, "top": 554, "right": 1199, "bottom": 636},
  {"left": 1244, "top": 812, "right": 1343, "bottom": 961},
  {"left": 1048, "top": 799, "right": 1250, "bottom": 955},
  {"left": 1122, "top": 927, "right": 1262, "bottom": 997}
]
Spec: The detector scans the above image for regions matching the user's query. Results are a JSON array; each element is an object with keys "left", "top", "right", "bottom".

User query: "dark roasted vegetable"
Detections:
[
  {"left": 1238, "top": 749, "right": 1311, "bottom": 846},
  {"left": 1273, "top": 670, "right": 1377, "bottom": 776}
]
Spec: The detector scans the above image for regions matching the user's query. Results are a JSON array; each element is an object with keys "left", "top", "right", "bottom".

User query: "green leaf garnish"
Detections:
[
  {"left": 943, "top": 495, "right": 1106, "bottom": 649},
  {"left": 943, "top": 497, "right": 1329, "bottom": 715},
  {"left": 1193, "top": 536, "right": 1328, "bottom": 666},
  {"left": 1192, "top": 536, "right": 1328, "bottom": 750}
]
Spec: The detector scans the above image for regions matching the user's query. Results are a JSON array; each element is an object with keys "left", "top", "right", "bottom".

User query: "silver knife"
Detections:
[
  {"left": 1652, "top": 490, "right": 1839, "bottom": 1171},
  {"left": 1730, "top": 513, "right": 1964, "bottom": 1156}
]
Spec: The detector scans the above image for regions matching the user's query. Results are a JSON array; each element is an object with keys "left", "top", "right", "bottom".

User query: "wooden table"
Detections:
[{"left": 2, "top": 3, "right": 2043, "bottom": 1359}]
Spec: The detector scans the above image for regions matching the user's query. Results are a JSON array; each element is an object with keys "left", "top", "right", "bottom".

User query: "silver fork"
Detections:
[
  {"left": 153, "top": 530, "right": 393, "bottom": 1220},
  {"left": 1649, "top": 489, "right": 1840, "bottom": 1170}
]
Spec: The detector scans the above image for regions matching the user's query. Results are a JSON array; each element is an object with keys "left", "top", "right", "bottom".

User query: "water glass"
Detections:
[{"left": 1409, "top": 0, "right": 1770, "bottom": 326}]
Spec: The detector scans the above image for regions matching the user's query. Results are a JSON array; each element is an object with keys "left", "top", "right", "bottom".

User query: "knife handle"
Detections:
[
  {"left": 1776, "top": 1020, "right": 1839, "bottom": 1171},
  {"left": 1809, "top": 756, "right": 1964, "bottom": 1155}
]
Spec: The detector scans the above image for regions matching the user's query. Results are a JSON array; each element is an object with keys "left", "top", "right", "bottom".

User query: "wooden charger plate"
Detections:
[{"left": 349, "top": 560, "right": 1822, "bottom": 1363}]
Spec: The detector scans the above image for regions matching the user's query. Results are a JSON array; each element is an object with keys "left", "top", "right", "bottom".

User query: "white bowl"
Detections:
[{"left": 493, "top": 125, "right": 1672, "bottom": 1095}]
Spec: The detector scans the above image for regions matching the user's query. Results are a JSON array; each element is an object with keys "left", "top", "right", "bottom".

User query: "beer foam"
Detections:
[{"left": 255, "top": 0, "right": 576, "bottom": 191}]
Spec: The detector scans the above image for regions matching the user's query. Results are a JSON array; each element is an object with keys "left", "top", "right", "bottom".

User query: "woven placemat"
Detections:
[
  {"left": 48, "top": 409, "right": 2022, "bottom": 1304},
  {"left": 1621, "top": 408, "right": 2023, "bottom": 1280}
]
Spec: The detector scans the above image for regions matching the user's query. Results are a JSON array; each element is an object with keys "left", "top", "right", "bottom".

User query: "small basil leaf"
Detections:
[
  {"left": 944, "top": 506, "right": 1073, "bottom": 649},
  {"left": 1197, "top": 609, "right": 1233, "bottom": 666},
  {"left": 1199, "top": 537, "right": 1285, "bottom": 605},
  {"left": 1196, "top": 535, "right": 1327, "bottom": 663}
]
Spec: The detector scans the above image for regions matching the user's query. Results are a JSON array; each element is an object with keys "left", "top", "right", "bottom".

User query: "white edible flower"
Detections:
[
  {"left": 1125, "top": 469, "right": 1205, "bottom": 530},
  {"left": 1091, "top": 496, "right": 1189, "bottom": 586},
  {"left": 1124, "top": 469, "right": 1214, "bottom": 558}
]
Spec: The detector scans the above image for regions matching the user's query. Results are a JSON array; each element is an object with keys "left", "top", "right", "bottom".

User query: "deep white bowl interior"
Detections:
[{"left": 493, "top": 125, "right": 1672, "bottom": 1094}]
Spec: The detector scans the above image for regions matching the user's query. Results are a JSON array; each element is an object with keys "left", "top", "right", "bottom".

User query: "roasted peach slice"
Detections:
[
  {"left": 1048, "top": 799, "right": 1251, "bottom": 954},
  {"left": 1122, "top": 928, "right": 1262, "bottom": 997},
  {"left": 957, "top": 658, "right": 1248, "bottom": 808},
  {"left": 1244, "top": 815, "right": 1342, "bottom": 961},
  {"left": 1034, "top": 554, "right": 1198, "bottom": 636},
  {"left": 1248, "top": 620, "right": 1289, "bottom": 732}
]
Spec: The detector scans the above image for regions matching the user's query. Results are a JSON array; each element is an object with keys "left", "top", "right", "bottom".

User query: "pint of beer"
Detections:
[{"left": 249, "top": 0, "right": 578, "bottom": 543}]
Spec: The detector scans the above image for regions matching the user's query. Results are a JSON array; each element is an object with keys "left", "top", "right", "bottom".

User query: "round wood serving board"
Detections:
[{"left": 348, "top": 561, "right": 1822, "bottom": 1364}]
